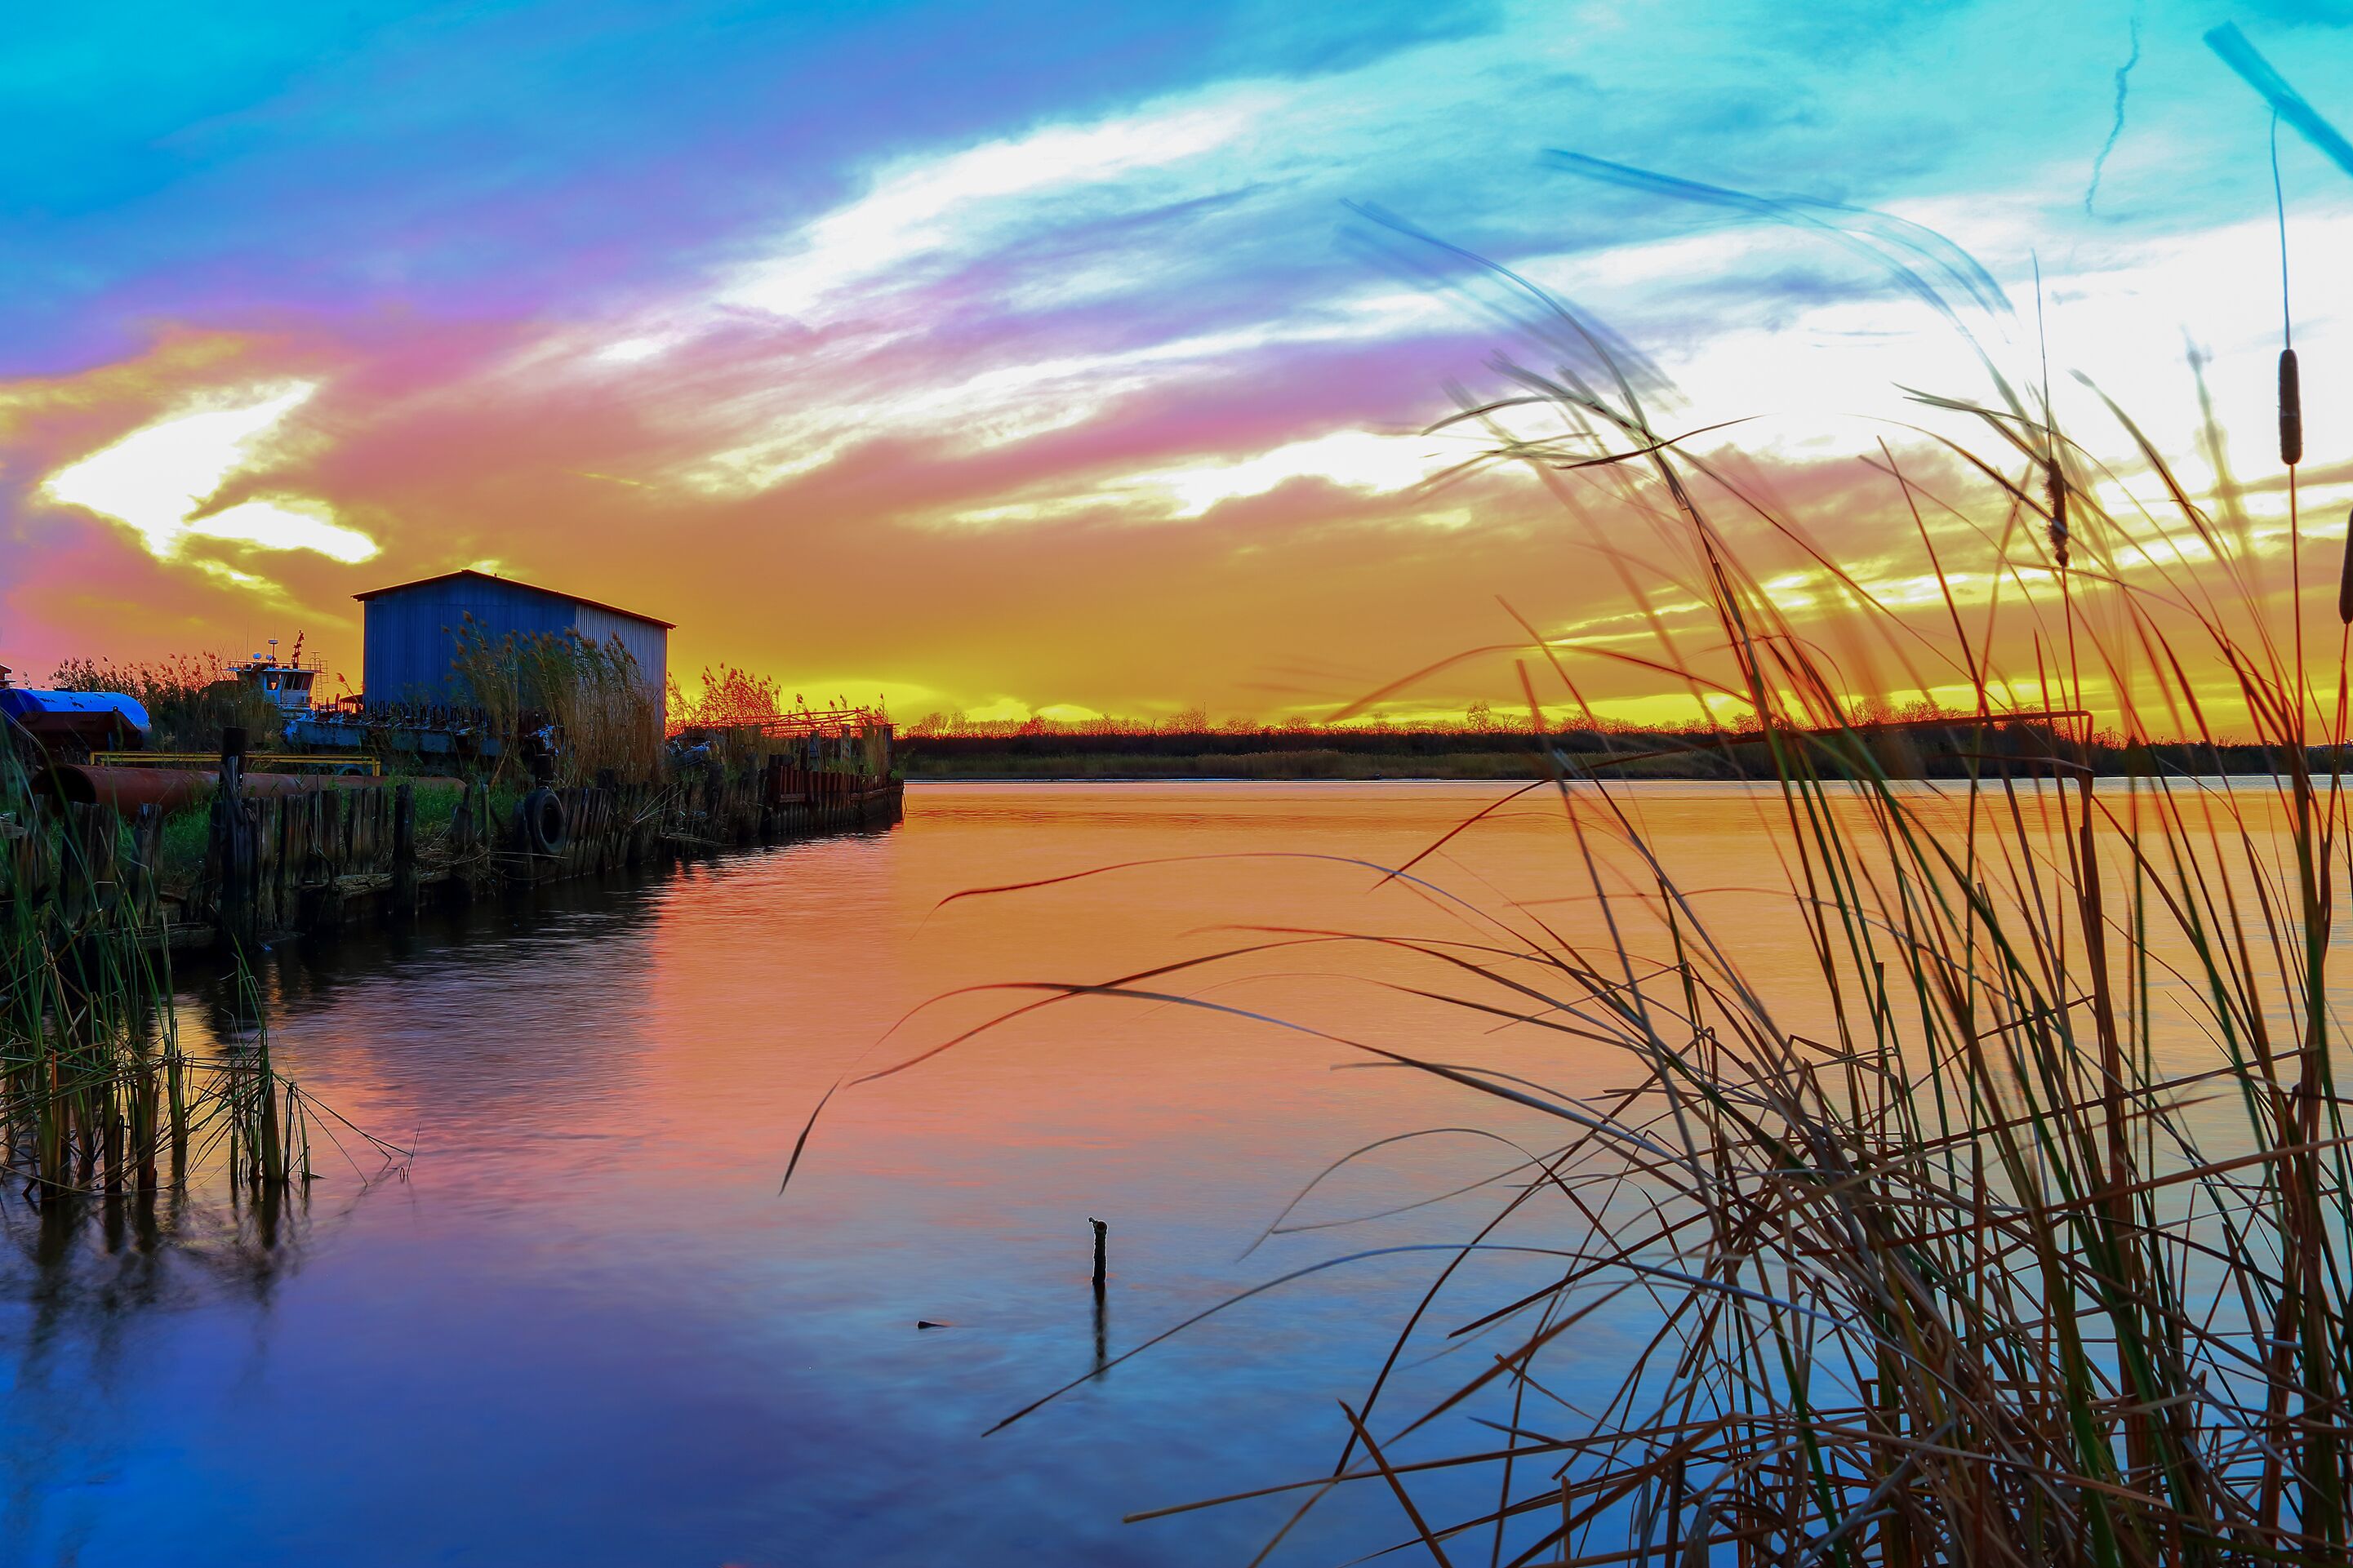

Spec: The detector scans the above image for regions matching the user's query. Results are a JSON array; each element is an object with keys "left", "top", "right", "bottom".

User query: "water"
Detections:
[{"left": 0, "top": 780, "right": 2307, "bottom": 1563}]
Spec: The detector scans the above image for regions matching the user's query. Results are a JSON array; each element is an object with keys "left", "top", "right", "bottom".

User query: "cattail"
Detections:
[
  {"left": 2280, "top": 348, "right": 2304, "bottom": 467},
  {"left": 2337, "top": 507, "right": 2353, "bottom": 624},
  {"left": 2045, "top": 458, "right": 2070, "bottom": 569}
]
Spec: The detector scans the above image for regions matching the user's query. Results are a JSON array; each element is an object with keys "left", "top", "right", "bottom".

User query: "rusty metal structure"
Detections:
[
  {"left": 44, "top": 765, "right": 421, "bottom": 815},
  {"left": 669, "top": 702, "right": 895, "bottom": 782},
  {"left": 0, "top": 665, "right": 151, "bottom": 761}
]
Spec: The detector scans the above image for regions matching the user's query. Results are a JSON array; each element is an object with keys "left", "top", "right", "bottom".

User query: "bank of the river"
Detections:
[
  {"left": 898, "top": 725, "right": 2353, "bottom": 781},
  {"left": 16, "top": 762, "right": 903, "bottom": 957},
  {"left": 905, "top": 748, "right": 1546, "bottom": 780}
]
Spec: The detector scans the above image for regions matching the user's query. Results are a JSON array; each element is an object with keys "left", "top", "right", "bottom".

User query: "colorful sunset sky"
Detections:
[{"left": 7, "top": 2, "right": 2353, "bottom": 726}]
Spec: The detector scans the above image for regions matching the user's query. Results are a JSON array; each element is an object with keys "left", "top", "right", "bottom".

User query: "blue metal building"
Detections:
[{"left": 354, "top": 570, "right": 672, "bottom": 722}]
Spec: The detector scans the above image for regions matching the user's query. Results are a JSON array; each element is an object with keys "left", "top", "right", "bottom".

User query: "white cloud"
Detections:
[
  {"left": 40, "top": 380, "right": 377, "bottom": 567},
  {"left": 675, "top": 304, "right": 1446, "bottom": 500},
  {"left": 962, "top": 695, "right": 1035, "bottom": 723},
  {"left": 44, "top": 383, "right": 317, "bottom": 554},
  {"left": 722, "top": 95, "right": 1273, "bottom": 323},
  {"left": 460, "top": 0, "right": 2344, "bottom": 557},
  {"left": 943, "top": 428, "right": 1446, "bottom": 527},
  {"left": 191, "top": 499, "right": 380, "bottom": 564},
  {"left": 1035, "top": 701, "right": 1103, "bottom": 723},
  {"left": 1146, "top": 429, "right": 1440, "bottom": 517}
]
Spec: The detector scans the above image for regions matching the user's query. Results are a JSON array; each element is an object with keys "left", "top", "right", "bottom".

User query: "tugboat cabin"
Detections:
[{"left": 234, "top": 639, "right": 327, "bottom": 717}]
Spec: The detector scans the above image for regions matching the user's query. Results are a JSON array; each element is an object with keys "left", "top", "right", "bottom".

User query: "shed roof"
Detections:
[{"left": 353, "top": 568, "right": 674, "bottom": 629}]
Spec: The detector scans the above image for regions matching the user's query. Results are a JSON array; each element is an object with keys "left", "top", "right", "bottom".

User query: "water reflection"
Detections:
[
  {"left": 0, "top": 1183, "right": 312, "bottom": 1564},
  {"left": 0, "top": 1184, "right": 309, "bottom": 1316},
  {"left": 0, "top": 782, "right": 2309, "bottom": 1565}
]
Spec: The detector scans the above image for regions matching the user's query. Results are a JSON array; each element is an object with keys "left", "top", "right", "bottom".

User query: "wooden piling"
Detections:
[
  {"left": 212, "top": 726, "right": 255, "bottom": 952},
  {"left": 1090, "top": 1217, "right": 1110, "bottom": 1378},
  {"left": 392, "top": 782, "right": 416, "bottom": 912}
]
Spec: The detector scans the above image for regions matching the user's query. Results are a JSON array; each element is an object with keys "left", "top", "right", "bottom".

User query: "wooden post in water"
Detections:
[
  {"left": 259, "top": 1071, "right": 285, "bottom": 1191},
  {"left": 129, "top": 804, "right": 160, "bottom": 931},
  {"left": 391, "top": 782, "right": 416, "bottom": 913},
  {"left": 1090, "top": 1217, "right": 1109, "bottom": 1379},
  {"left": 213, "top": 726, "right": 252, "bottom": 949}
]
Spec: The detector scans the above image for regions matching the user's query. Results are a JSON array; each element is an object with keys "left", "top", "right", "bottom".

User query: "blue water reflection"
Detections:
[{"left": 6, "top": 784, "right": 1619, "bottom": 1566}]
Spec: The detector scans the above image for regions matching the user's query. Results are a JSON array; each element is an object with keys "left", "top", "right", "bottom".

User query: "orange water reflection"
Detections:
[{"left": 2, "top": 780, "right": 2326, "bottom": 1564}]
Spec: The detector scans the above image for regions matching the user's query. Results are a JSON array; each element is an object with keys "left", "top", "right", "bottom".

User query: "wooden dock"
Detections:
[{"left": 9, "top": 766, "right": 904, "bottom": 954}]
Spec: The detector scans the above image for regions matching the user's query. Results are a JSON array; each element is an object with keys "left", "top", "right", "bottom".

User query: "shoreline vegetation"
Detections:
[
  {"left": 0, "top": 633, "right": 897, "bottom": 1243},
  {"left": 22, "top": 646, "right": 901, "bottom": 908},
  {"left": 0, "top": 740, "right": 336, "bottom": 1236},
  {"left": 900, "top": 722, "right": 2353, "bottom": 780}
]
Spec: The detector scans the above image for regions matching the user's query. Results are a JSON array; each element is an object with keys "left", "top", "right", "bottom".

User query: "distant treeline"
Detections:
[{"left": 899, "top": 723, "right": 2351, "bottom": 780}]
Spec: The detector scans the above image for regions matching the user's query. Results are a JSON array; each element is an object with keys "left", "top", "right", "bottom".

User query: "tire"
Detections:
[{"left": 522, "top": 788, "right": 570, "bottom": 855}]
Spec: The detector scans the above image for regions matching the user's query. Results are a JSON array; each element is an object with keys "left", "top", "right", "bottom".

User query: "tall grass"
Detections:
[
  {"left": 666, "top": 662, "right": 796, "bottom": 771},
  {"left": 669, "top": 662, "right": 786, "bottom": 732},
  {"left": 47, "top": 654, "right": 284, "bottom": 753},
  {"left": 0, "top": 742, "right": 363, "bottom": 1228},
  {"left": 857, "top": 215, "right": 2353, "bottom": 1562},
  {"left": 447, "top": 618, "right": 662, "bottom": 784}
]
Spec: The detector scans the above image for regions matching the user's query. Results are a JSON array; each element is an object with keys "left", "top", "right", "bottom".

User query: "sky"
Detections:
[{"left": 7, "top": 0, "right": 2353, "bottom": 727}]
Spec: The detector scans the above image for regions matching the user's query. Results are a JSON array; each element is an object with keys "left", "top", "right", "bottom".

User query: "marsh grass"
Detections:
[
  {"left": 447, "top": 618, "right": 661, "bottom": 784},
  {"left": 0, "top": 746, "right": 399, "bottom": 1230},
  {"left": 815, "top": 210, "right": 2353, "bottom": 1564},
  {"left": 47, "top": 654, "right": 284, "bottom": 753},
  {"left": 669, "top": 663, "right": 786, "bottom": 735}
]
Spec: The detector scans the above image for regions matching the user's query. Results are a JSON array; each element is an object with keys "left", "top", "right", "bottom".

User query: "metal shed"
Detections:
[{"left": 354, "top": 569, "right": 672, "bottom": 722}]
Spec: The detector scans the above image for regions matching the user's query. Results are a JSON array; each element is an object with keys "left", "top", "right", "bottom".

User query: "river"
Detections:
[{"left": 0, "top": 779, "right": 2284, "bottom": 1564}]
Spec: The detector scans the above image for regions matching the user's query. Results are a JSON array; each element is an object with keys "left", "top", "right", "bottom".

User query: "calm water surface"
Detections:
[{"left": 0, "top": 780, "right": 2302, "bottom": 1564}]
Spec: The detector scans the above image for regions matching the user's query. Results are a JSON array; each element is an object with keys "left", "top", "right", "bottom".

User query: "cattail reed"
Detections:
[
  {"left": 2340, "top": 506, "right": 2353, "bottom": 624},
  {"left": 1, "top": 742, "right": 327, "bottom": 1220},
  {"left": 2044, "top": 455, "right": 2070, "bottom": 567},
  {"left": 937, "top": 272, "right": 2353, "bottom": 1566},
  {"left": 2281, "top": 345, "right": 2304, "bottom": 465}
]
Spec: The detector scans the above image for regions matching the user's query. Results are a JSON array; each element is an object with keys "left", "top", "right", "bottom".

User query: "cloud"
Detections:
[
  {"left": 187, "top": 498, "right": 379, "bottom": 564},
  {"left": 16, "top": 0, "right": 2353, "bottom": 726},
  {"left": 953, "top": 429, "right": 1447, "bottom": 526},
  {"left": 38, "top": 379, "right": 376, "bottom": 566},
  {"left": 721, "top": 94, "right": 1275, "bottom": 324}
]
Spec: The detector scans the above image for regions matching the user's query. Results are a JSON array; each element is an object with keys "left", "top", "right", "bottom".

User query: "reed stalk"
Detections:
[
  {"left": 0, "top": 740, "right": 324, "bottom": 1217},
  {"left": 447, "top": 617, "right": 662, "bottom": 784},
  {"left": 881, "top": 206, "right": 2353, "bottom": 1565}
]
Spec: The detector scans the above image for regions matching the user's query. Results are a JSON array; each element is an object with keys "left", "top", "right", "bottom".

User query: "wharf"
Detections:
[{"left": 15, "top": 766, "right": 903, "bottom": 954}]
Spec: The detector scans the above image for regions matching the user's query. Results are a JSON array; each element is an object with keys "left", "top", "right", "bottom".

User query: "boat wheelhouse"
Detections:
[{"left": 233, "top": 639, "right": 328, "bottom": 717}]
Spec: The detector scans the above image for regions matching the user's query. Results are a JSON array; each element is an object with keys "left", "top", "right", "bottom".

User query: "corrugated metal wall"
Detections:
[
  {"left": 363, "top": 580, "right": 666, "bottom": 725},
  {"left": 573, "top": 603, "right": 669, "bottom": 727}
]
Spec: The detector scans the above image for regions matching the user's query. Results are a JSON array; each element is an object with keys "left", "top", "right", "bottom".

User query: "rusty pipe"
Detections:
[{"left": 42, "top": 765, "right": 445, "bottom": 815}]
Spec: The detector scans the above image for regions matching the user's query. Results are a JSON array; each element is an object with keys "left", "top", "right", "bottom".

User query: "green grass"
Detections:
[{"left": 146, "top": 803, "right": 211, "bottom": 893}]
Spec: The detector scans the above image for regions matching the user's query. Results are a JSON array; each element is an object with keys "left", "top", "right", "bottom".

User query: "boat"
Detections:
[{"left": 230, "top": 637, "right": 329, "bottom": 718}]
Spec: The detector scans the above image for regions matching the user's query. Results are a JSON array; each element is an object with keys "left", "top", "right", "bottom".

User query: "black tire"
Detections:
[{"left": 522, "top": 788, "right": 569, "bottom": 855}]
